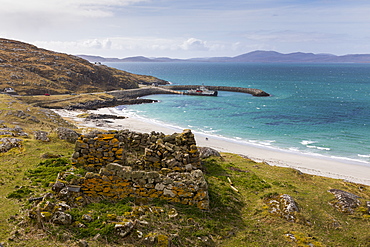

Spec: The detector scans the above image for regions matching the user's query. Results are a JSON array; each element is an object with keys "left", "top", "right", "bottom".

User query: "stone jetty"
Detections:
[
  {"left": 162, "top": 85, "right": 270, "bottom": 97},
  {"left": 107, "top": 85, "right": 270, "bottom": 98},
  {"left": 65, "top": 85, "right": 269, "bottom": 110}
]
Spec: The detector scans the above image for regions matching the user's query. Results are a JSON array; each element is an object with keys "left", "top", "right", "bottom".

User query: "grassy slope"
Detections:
[
  {"left": 0, "top": 38, "right": 167, "bottom": 96},
  {"left": 208, "top": 154, "right": 370, "bottom": 246},
  {"left": 0, "top": 94, "right": 76, "bottom": 245},
  {"left": 1, "top": 94, "right": 370, "bottom": 246}
]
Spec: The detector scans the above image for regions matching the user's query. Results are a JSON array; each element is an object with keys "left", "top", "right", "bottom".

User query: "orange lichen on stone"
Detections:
[
  {"left": 70, "top": 130, "right": 209, "bottom": 209},
  {"left": 197, "top": 200, "right": 209, "bottom": 210},
  {"left": 194, "top": 191, "right": 208, "bottom": 200},
  {"left": 177, "top": 190, "right": 194, "bottom": 198},
  {"left": 188, "top": 145, "right": 198, "bottom": 154},
  {"left": 117, "top": 181, "right": 131, "bottom": 187},
  {"left": 100, "top": 134, "right": 116, "bottom": 140}
]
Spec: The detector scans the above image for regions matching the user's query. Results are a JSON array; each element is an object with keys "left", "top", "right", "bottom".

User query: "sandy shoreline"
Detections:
[{"left": 53, "top": 107, "right": 370, "bottom": 186}]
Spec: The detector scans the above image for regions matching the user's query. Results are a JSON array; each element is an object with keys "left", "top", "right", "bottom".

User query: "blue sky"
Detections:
[{"left": 1, "top": 0, "right": 370, "bottom": 58}]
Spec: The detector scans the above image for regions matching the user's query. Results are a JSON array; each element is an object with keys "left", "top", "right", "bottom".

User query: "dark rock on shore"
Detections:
[
  {"left": 85, "top": 114, "right": 126, "bottom": 120},
  {"left": 64, "top": 98, "right": 158, "bottom": 110}
]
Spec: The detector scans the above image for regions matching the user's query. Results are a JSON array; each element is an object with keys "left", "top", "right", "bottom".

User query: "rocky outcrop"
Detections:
[
  {"left": 84, "top": 113, "right": 127, "bottom": 120},
  {"left": 80, "top": 114, "right": 128, "bottom": 128},
  {"left": 55, "top": 127, "right": 80, "bottom": 143},
  {"left": 107, "top": 87, "right": 178, "bottom": 99},
  {"left": 63, "top": 98, "right": 157, "bottom": 110},
  {"left": 34, "top": 130, "right": 50, "bottom": 142},
  {"left": 51, "top": 211, "right": 73, "bottom": 225},
  {"left": 0, "top": 137, "right": 23, "bottom": 153},
  {"left": 328, "top": 189, "right": 361, "bottom": 214},
  {"left": 198, "top": 147, "right": 221, "bottom": 159},
  {"left": 0, "top": 127, "right": 28, "bottom": 137},
  {"left": 265, "top": 194, "right": 300, "bottom": 222},
  {"left": 5, "top": 110, "right": 40, "bottom": 123}
]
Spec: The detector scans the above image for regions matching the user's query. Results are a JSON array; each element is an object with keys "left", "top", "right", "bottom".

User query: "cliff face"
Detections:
[{"left": 0, "top": 38, "right": 168, "bottom": 95}]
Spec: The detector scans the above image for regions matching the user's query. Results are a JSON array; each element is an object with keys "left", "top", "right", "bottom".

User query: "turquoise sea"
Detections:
[{"left": 106, "top": 62, "right": 370, "bottom": 166}]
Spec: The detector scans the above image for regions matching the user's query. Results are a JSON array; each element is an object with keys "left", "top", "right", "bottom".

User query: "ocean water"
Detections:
[{"left": 106, "top": 62, "right": 370, "bottom": 165}]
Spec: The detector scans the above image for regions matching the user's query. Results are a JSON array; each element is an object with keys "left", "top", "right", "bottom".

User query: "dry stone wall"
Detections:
[
  {"left": 72, "top": 129, "right": 202, "bottom": 172},
  {"left": 70, "top": 129, "right": 209, "bottom": 210}
]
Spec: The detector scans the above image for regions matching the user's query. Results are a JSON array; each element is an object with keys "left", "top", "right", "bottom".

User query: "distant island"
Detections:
[{"left": 78, "top": 50, "right": 370, "bottom": 63}]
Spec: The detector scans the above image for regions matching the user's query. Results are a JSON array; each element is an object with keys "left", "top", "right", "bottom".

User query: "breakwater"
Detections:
[
  {"left": 107, "top": 85, "right": 270, "bottom": 98},
  {"left": 65, "top": 85, "right": 269, "bottom": 110},
  {"left": 162, "top": 85, "right": 270, "bottom": 97}
]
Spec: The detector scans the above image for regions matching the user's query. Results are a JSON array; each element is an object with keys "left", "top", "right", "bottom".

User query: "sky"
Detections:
[{"left": 1, "top": 0, "right": 370, "bottom": 58}]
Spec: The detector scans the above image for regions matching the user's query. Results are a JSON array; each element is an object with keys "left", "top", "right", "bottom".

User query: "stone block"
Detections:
[
  {"left": 155, "top": 183, "right": 165, "bottom": 191},
  {"left": 177, "top": 190, "right": 194, "bottom": 198},
  {"left": 131, "top": 171, "right": 145, "bottom": 179},
  {"left": 162, "top": 177, "right": 173, "bottom": 185},
  {"left": 145, "top": 183, "right": 155, "bottom": 189},
  {"left": 106, "top": 163, "right": 124, "bottom": 171},
  {"left": 163, "top": 188, "right": 176, "bottom": 197}
]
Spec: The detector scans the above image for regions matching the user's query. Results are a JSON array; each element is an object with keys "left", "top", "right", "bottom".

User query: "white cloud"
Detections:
[
  {"left": 81, "top": 39, "right": 112, "bottom": 49},
  {"left": 180, "top": 38, "right": 209, "bottom": 51}
]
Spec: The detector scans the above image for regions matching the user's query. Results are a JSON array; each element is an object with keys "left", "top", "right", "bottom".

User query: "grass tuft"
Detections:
[{"left": 26, "top": 158, "right": 72, "bottom": 187}]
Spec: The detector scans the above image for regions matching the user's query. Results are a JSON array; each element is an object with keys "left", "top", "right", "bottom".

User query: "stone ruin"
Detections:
[{"left": 63, "top": 129, "right": 209, "bottom": 210}]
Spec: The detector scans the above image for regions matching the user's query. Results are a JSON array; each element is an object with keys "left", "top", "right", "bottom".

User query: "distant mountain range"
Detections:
[{"left": 78, "top": 51, "right": 370, "bottom": 63}]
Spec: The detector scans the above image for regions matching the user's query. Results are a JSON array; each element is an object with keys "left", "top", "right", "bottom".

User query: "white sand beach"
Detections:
[{"left": 53, "top": 108, "right": 370, "bottom": 186}]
